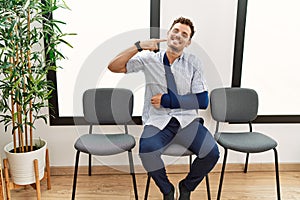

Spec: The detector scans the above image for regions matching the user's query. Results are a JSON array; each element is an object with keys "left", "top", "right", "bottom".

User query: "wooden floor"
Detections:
[{"left": 6, "top": 171, "right": 300, "bottom": 199}]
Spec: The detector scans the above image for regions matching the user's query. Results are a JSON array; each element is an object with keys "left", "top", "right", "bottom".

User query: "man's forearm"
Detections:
[
  {"left": 161, "top": 91, "right": 209, "bottom": 109},
  {"left": 108, "top": 39, "right": 166, "bottom": 73},
  {"left": 107, "top": 46, "right": 139, "bottom": 73}
]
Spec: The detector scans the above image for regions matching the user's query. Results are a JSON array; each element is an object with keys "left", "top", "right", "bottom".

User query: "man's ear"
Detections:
[{"left": 185, "top": 40, "right": 191, "bottom": 47}]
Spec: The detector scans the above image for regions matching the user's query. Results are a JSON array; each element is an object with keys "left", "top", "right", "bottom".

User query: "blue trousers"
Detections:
[{"left": 139, "top": 118, "right": 219, "bottom": 194}]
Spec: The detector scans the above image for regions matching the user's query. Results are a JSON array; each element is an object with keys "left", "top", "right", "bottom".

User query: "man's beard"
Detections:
[
  {"left": 168, "top": 38, "right": 183, "bottom": 53},
  {"left": 168, "top": 44, "right": 181, "bottom": 53}
]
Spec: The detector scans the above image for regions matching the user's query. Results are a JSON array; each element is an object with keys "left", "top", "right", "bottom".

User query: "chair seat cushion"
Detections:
[
  {"left": 163, "top": 143, "right": 193, "bottom": 156},
  {"left": 74, "top": 134, "right": 136, "bottom": 155},
  {"left": 214, "top": 132, "right": 277, "bottom": 153}
]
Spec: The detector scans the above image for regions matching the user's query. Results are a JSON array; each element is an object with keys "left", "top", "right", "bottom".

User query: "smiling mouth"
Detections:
[{"left": 171, "top": 39, "right": 181, "bottom": 45}]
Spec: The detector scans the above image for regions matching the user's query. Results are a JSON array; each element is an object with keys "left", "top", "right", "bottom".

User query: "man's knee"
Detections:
[
  {"left": 199, "top": 144, "right": 219, "bottom": 164},
  {"left": 208, "top": 144, "right": 220, "bottom": 163},
  {"left": 139, "top": 140, "right": 163, "bottom": 154},
  {"left": 139, "top": 142, "right": 150, "bottom": 154}
]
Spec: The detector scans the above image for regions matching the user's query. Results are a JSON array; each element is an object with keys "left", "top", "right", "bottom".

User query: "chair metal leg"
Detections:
[
  {"left": 205, "top": 175, "right": 211, "bottom": 200},
  {"left": 88, "top": 154, "right": 92, "bottom": 176},
  {"left": 72, "top": 151, "right": 80, "bottom": 200},
  {"left": 273, "top": 148, "right": 281, "bottom": 200},
  {"left": 244, "top": 153, "right": 250, "bottom": 173},
  {"left": 128, "top": 150, "right": 139, "bottom": 200},
  {"left": 217, "top": 148, "right": 228, "bottom": 200},
  {"left": 144, "top": 173, "right": 151, "bottom": 200},
  {"left": 189, "top": 155, "right": 192, "bottom": 170}
]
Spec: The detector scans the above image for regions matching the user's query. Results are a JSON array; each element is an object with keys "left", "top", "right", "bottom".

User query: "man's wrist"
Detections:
[
  {"left": 161, "top": 94, "right": 170, "bottom": 108},
  {"left": 134, "top": 41, "right": 143, "bottom": 52}
]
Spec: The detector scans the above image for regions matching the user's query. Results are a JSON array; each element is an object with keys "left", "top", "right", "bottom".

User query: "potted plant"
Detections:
[{"left": 0, "top": 0, "right": 73, "bottom": 186}]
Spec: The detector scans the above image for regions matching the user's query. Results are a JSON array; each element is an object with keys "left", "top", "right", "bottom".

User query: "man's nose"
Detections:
[{"left": 174, "top": 32, "right": 181, "bottom": 39}]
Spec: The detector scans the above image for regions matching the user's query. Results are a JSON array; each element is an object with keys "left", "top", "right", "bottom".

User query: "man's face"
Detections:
[{"left": 167, "top": 23, "right": 192, "bottom": 52}]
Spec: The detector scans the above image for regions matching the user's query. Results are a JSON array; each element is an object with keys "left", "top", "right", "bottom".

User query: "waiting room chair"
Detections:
[
  {"left": 71, "top": 88, "right": 138, "bottom": 200},
  {"left": 210, "top": 87, "right": 281, "bottom": 200},
  {"left": 144, "top": 118, "right": 211, "bottom": 200}
]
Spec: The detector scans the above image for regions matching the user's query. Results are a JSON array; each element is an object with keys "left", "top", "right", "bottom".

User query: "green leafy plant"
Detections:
[{"left": 0, "top": 0, "right": 74, "bottom": 153}]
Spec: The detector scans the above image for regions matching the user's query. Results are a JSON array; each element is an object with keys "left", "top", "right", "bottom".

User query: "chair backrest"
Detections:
[
  {"left": 83, "top": 88, "right": 133, "bottom": 125},
  {"left": 210, "top": 87, "right": 258, "bottom": 123}
]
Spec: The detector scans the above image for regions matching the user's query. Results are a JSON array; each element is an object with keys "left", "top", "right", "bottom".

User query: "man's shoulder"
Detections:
[
  {"left": 135, "top": 50, "right": 162, "bottom": 60},
  {"left": 183, "top": 52, "right": 199, "bottom": 61},
  {"left": 182, "top": 52, "right": 202, "bottom": 67}
]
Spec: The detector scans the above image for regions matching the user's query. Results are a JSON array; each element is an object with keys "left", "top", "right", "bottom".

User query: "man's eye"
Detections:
[{"left": 182, "top": 34, "right": 188, "bottom": 38}]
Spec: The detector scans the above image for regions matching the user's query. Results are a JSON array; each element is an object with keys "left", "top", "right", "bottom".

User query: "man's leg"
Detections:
[
  {"left": 139, "top": 118, "right": 180, "bottom": 194},
  {"left": 176, "top": 119, "right": 219, "bottom": 191}
]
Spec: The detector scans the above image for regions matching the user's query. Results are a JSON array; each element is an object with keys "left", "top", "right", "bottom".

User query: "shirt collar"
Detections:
[{"left": 160, "top": 50, "right": 185, "bottom": 64}]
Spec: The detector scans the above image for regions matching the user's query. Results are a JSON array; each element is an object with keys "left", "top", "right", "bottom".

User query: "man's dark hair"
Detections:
[{"left": 169, "top": 17, "right": 195, "bottom": 39}]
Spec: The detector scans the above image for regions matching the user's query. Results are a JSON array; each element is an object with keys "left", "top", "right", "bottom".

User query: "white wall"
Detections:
[{"left": 1, "top": 0, "right": 300, "bottom": 170}]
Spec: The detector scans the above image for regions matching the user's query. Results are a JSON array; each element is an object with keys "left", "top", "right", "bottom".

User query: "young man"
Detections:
[{"left": 108, "top": 17, "right": 219, "bottom": 200}]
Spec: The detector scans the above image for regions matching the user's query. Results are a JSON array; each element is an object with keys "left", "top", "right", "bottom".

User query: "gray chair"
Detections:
[
  {"left": 144, "top": 119, "right": 211, "bottom": 200},
  {"left": 71, "top": 88, "right": 138, "bottom": 200},
  {"left": 210, "top": 87, "right": 281, "bottom": 200}
]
